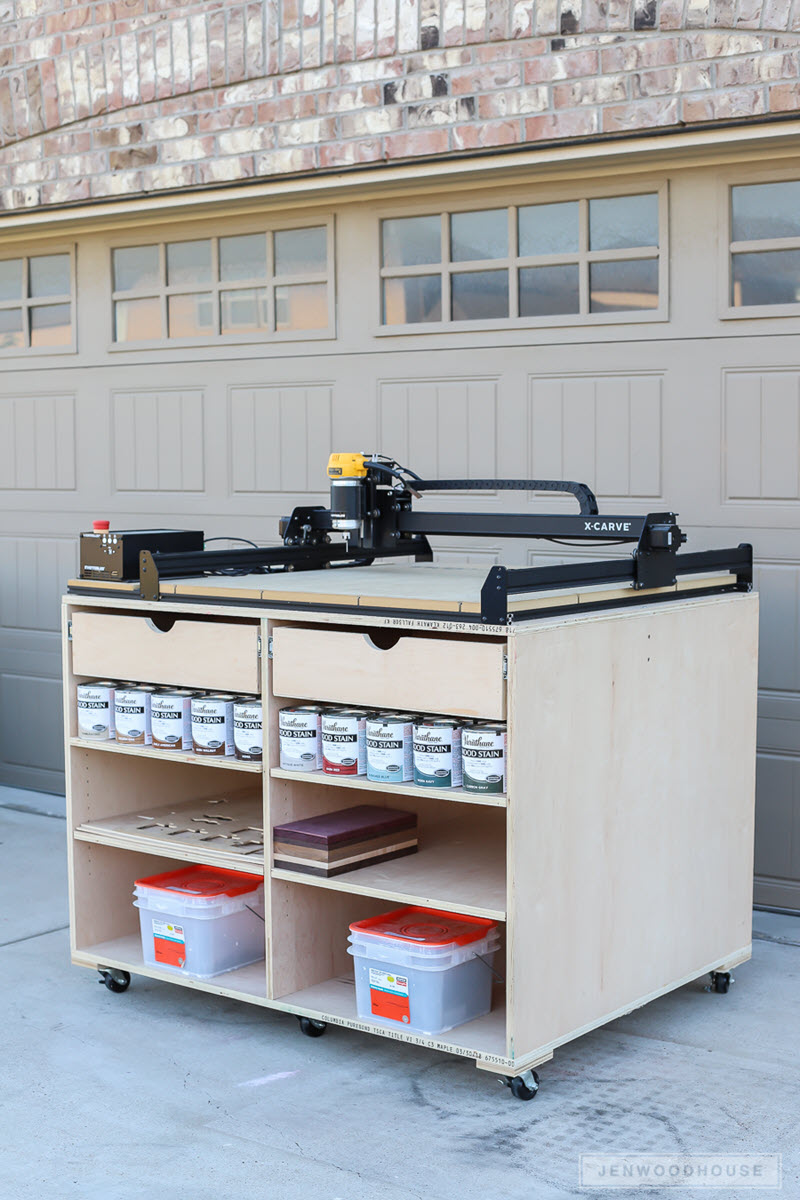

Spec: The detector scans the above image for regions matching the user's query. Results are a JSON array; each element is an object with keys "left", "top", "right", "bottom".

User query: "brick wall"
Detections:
[{"left": 0, "top": 1, "right": 799, "bottom": 211}]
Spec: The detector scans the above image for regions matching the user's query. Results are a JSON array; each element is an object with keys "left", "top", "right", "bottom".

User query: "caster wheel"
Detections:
[
  {"left": 298, "top": 1016, "right": 327, "bottom": 1038},
  {"left": 712, "top": 971, "right": 731, "bottom": 994},
  {"left": 507, "top": 1070, "right": 540, "bottom": 1101},
  {"left": 98, "top": 969, "right": 131, "bottom": 993}
]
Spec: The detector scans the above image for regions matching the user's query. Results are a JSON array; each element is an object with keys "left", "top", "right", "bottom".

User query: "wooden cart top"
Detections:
[{"left": 67, "top": 562, "right": 738, "bottom": 631}]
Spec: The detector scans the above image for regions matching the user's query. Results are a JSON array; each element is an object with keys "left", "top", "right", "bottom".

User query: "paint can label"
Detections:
[
  {"left": 234, "top": 699, "right": 263, "bottom": 761},
  {"left": 279, "top": 707, "right": 323, "bottom": 771},
  {"left": 191, "top": 694, "right": 235, "bottom": 756},
  {"left": 366, "top": 715, "right": 414, "bottom": 783},
  {"left": 76, "top": 681, "right": 117, "bottom": 740},
  {"left": 462, "top": 724, "right": 506, "bottom": 794},
  {"left": 114, "top": 686, "right": 155, "bottom": 746},
  {"left": 413, "top": 721, "right": 462, "bottom": 789},
  {"left": 322, "top": 710, "right": 367, "bottom": 775},
  {"left": 151, "top": 690, "right": 195, "bottom": 751}
]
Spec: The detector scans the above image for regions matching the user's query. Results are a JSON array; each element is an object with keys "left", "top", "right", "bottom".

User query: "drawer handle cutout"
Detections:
[
  {"left": 362, "top": 631, "right": 402, "bottom": 651},
  {"left": 146, "top": 614, "right": 177, "bottom": 634}
]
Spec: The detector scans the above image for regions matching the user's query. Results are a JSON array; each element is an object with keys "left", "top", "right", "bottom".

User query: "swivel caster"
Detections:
[
  {"left": 298, "top": 1016, "right": 327, "bottom": 1038},
  {"left": 500, "top": 1069, "right": 540, "bottom": 1101},
  {"left": 98, "top": 968, "right": 131, "bottom": 993},
  {"left": 709, "top": 970, "right": 732, "bottom": 994}
]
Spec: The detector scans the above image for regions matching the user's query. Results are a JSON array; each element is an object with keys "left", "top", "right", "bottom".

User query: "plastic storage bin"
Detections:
[
  {"left": 133, "top": 865, "right": 265, "bottom": 980},
  {"left": 348, "top": 906, "right": 500, "bottom": 1036}
]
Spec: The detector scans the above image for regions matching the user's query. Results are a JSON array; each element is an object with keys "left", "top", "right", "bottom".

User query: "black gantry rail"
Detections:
[{"left": 480, "top": 545, "right": 754, "bottom": 625}]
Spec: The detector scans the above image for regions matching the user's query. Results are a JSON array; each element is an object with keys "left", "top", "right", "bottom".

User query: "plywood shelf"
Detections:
[
  {"left": 277, "top": 975, "right": 508, "bottom": 1062},
  {"left": 269, "top": 767, "right": 507, "bottom": 808},
  {"left": 74, "top": 792, "right": 265, "bottom": 873},
  {"left": 73, "top": 934, "right": 267, "bottom": 1002},
  {"left": 69, "top": 737, "right": 262, "bottom": 773},
  {"left": 271, "top": 820, "right": 506, "bottom": 919}
]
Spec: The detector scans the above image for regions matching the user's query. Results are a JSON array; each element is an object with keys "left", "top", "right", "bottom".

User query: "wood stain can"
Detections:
[
  {"left": 151, "top": 689, "right": 197, "bottom": 752},
  {"left": 76, "top": 680, "right": 117, "bottom": 740},
  {"left": 462, "top": 722, "right": 507, "bottom": 794},
  {"left": 279, "top": 704, "right": 324, "bottom": 771},
  {"left": 321, "top": 708, "right": 368, "bottom": 776},
  {"left": 191, "top": 693, "right": 235, "bottom": 756},
  {"left": 366, "top": 712, "right": 415, "bottom": 783},
  {"left": 114, "top": 684, "right": 158, "bottom": 746},
  {"left": 413, "top": 718, "right": 463, "bottom": 788},
  {"left": 234, "top": 698, "right": 263, "bottom": 762}
]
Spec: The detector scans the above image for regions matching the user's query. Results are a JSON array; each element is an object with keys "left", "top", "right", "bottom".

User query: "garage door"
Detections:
[{"left": 2, "top": 158, "right": 800, "bottom": 910}]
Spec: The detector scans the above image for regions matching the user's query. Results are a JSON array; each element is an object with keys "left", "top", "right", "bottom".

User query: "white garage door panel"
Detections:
[
  {"left": 112, "top": 390, "right": 206, "bottom": 492},
  {"left": 725, "top": 370, "right": 800, "bottom": 502},
  {"left": 0, "top": 537, "right": 77, "bottom": 631},
  {"left": 230, "top": 385, "right": 333, "bottom": 493},
  {"left": 754, "top": 754, "right": 800, "bottom": 910},
  {"left": 0, "top": 394, "right": 77, "bottom": 491},
  {"left": 529, "top": 373, "right": 663, "bottom": 500},
  {"left": 377, "top": 379, "right": 499, "bottom": 482}
]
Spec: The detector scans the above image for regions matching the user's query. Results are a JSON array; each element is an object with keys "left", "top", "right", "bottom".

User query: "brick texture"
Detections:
[{"left": 0, "top": 1, "right": 799, "bottom": 210}]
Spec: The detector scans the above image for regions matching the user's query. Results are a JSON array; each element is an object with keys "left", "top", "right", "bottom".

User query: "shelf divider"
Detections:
[
  {"left": 70, "top": 736, "right": 262, "bottom": 773},
  {"left": 269, "top": 767, "right": 507, "bottom": 807}
]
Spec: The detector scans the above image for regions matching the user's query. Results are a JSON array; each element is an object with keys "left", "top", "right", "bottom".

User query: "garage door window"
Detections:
[
  {"left": 0, "top": 251, "right": 74, "bottom": 352},
  {"left": 380, "top": 192, "right": 663, "bottom": 328},
  {"left": 111, "top": 223, "right": 332, "bottom": 344},
  {"left": 730, "top": 181, "right": 800, "bottom": 310}
]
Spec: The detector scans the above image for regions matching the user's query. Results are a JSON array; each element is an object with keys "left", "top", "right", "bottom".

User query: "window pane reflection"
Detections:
[
  {"left": 114, "top": 297, "right": 162, "bottom": 341},
  {"left": 0, "top": 259, "right": 23, "bottom": 302},
  {"left": 589, "top": 259, "right": 658, "bottom": 312},
  {"left": 519, "top": 265, "right": 580, "bottom": 317},
  {"left": 382, "top": 275, "right": 441, "bottom": 324},
  {"left": 30, "top": 303, "right": 71, "bottom": 347},
  {"left": 220, "top": 235, "right": 267, "bottom": 282},
  {"left": 168, "top": 292, "right": 214, "bottom": 336},
  {"left": 166, "top": 240, "right": 212, "bottom": 287},
  {"left": 275, "top": 283, "right": 328, "bottom": 330},
  {"left": 0, "top": 307, "right": 24, "bottom": 348},
  {"left": 114, "top": 246, "right": 160, "bottom": 292},
  {"left": 29, "top": 254, "right": 70, "bottom": 298},
  {"left": 518, "top": 202, "right": 579, "bottom": 257},
  {"left": 274, "top": 227, "right": 327, "bottom": 275},
  {"left": 732, "top": 182, "right": 800, "bottom": 242},
  {"left": 382, "top": 216, "right": 441, "bottom": 267},
  {"left": 221, "top": 288, "right": 269, "bottom": 333},
  {"left": 589, "top": 194, "right": 658, "bottom": 250},
  {"left": 451, "top": 209, "right": 507, "bottom": 262},
  {"left": 732, "top": 250, "right": 800, "bottom": 306},
  {"left": 451, "top": 270, "right": 509, "bottom": 320}
]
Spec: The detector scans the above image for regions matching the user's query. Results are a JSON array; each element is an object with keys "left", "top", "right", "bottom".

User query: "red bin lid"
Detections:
[
  {"left": 349, "top": 905, "right": 497, "bottom": 948},
  {"left": 134, "top": 865, "right": 262, "bottom": 898}
]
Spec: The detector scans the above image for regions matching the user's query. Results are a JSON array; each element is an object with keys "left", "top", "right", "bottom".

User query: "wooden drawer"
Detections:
[
  {"left": 70, "top": 611, "right": 261, "bottom": 694},
  {"left": 271, "top": 626, "right": 506, "bottom": 720}
]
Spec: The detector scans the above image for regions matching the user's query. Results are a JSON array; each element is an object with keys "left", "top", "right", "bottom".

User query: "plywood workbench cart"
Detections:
[{"left": 63, "top": 563, "right": 759, "bottom": 1098}]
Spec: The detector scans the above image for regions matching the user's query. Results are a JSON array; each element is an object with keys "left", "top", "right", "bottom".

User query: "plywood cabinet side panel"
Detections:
[
  {"left": 506, "top": 594, "right": 759, "bottom": 1061},
  {"left": 64, "top": 602, "right": 79, "bottom": 953}
]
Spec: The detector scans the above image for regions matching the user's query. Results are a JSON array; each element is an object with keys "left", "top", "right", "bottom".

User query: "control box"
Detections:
[{"left": 80, "top": 529, "right": 205, "bottom": 581}]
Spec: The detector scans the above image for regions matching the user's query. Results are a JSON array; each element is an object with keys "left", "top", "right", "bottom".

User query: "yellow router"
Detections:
[{"left": 327, "top": 452, "right": 368, "bottom": 478}]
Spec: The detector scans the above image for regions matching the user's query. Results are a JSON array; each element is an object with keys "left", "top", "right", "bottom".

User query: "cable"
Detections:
[
  {"left": 542, "top": 538, "right": 631, "bottom": 548},
  {"left": 204, "top": 536, "right": 260, "bottom": 549}
]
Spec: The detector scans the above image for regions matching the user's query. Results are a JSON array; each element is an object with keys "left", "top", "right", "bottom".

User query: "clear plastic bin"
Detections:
[
  {"left": 133, "top": 865, "right": 265, "bottom": 980},
  {"left": 348, "top": 906, "right": 499, "bottom": 1036}
]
